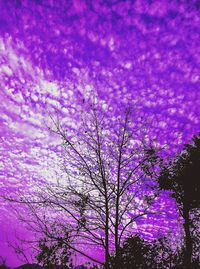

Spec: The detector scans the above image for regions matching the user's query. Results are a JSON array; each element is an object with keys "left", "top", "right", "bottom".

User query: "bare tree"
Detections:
[
  {"left": 33, "top": 105, "right": 160, "bottom": 268},
  {"left": 5, "top": 105, "right": 162, "bottom": 268}
]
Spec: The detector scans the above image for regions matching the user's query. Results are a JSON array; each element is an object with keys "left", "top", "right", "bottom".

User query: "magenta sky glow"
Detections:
[{"left": 0, "top": 0, "right": 200, "bottom": 267}]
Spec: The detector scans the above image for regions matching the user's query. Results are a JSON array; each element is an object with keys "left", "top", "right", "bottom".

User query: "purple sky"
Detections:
[{"left": 0, "top": 0, "right": 200, "bottom": 267}]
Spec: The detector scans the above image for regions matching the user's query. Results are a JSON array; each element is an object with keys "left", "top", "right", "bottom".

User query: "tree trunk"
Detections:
[
  {"left": 115, "top": 145, "right": 122, "bottom": 264},
  {"left": 114, "top": 183, "right": 120, "bottom": 260},
  {"left": 183, "top": 204, "right": 193, "bottom": 268},
  {"left": 104, "top": 199, "right": 110, "bottom": 269},
  {"left": 105, "top": 241, "right": 109, "bottom": 269}
]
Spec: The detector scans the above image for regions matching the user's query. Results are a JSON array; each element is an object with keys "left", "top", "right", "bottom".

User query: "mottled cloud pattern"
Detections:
[{"left": 0, "top": 0, "right": 200, "bottom": 266}]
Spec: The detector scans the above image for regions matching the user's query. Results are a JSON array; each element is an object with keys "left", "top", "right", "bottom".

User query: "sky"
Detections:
[{"left": 0, "top": 0, "right": 200, "bottom": 267}]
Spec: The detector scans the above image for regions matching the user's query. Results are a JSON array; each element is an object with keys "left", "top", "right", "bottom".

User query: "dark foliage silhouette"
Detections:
[
  {"left": 109, "top": 235, "right": 184, "bottom": 269},
  {"left": 14, "top": 264, "right": 42, "bottom": 269},
  {"left": 36, "top": 235, "right": 73, "bottom": 269},
  {"left": 158, "top": 133, "right": 200, "bottom": 268}
]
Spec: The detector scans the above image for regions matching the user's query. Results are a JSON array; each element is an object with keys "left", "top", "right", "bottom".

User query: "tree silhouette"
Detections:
[
  {"left": 158, "top": 133, "right": 200, "bottom": 268},
  {"left": 109, "top": 235, "right": 183, "bottom": 269},
  {"left": 44, "top": 106, "right": 161, "bottom": 268},
  {"left": 7, "top": 105, "right": 162, "bottom": 269}
]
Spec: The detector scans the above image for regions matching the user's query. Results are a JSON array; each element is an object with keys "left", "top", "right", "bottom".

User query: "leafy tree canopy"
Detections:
[{"left": 158, "top": 133, "right": 200, "bottom": 210}]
